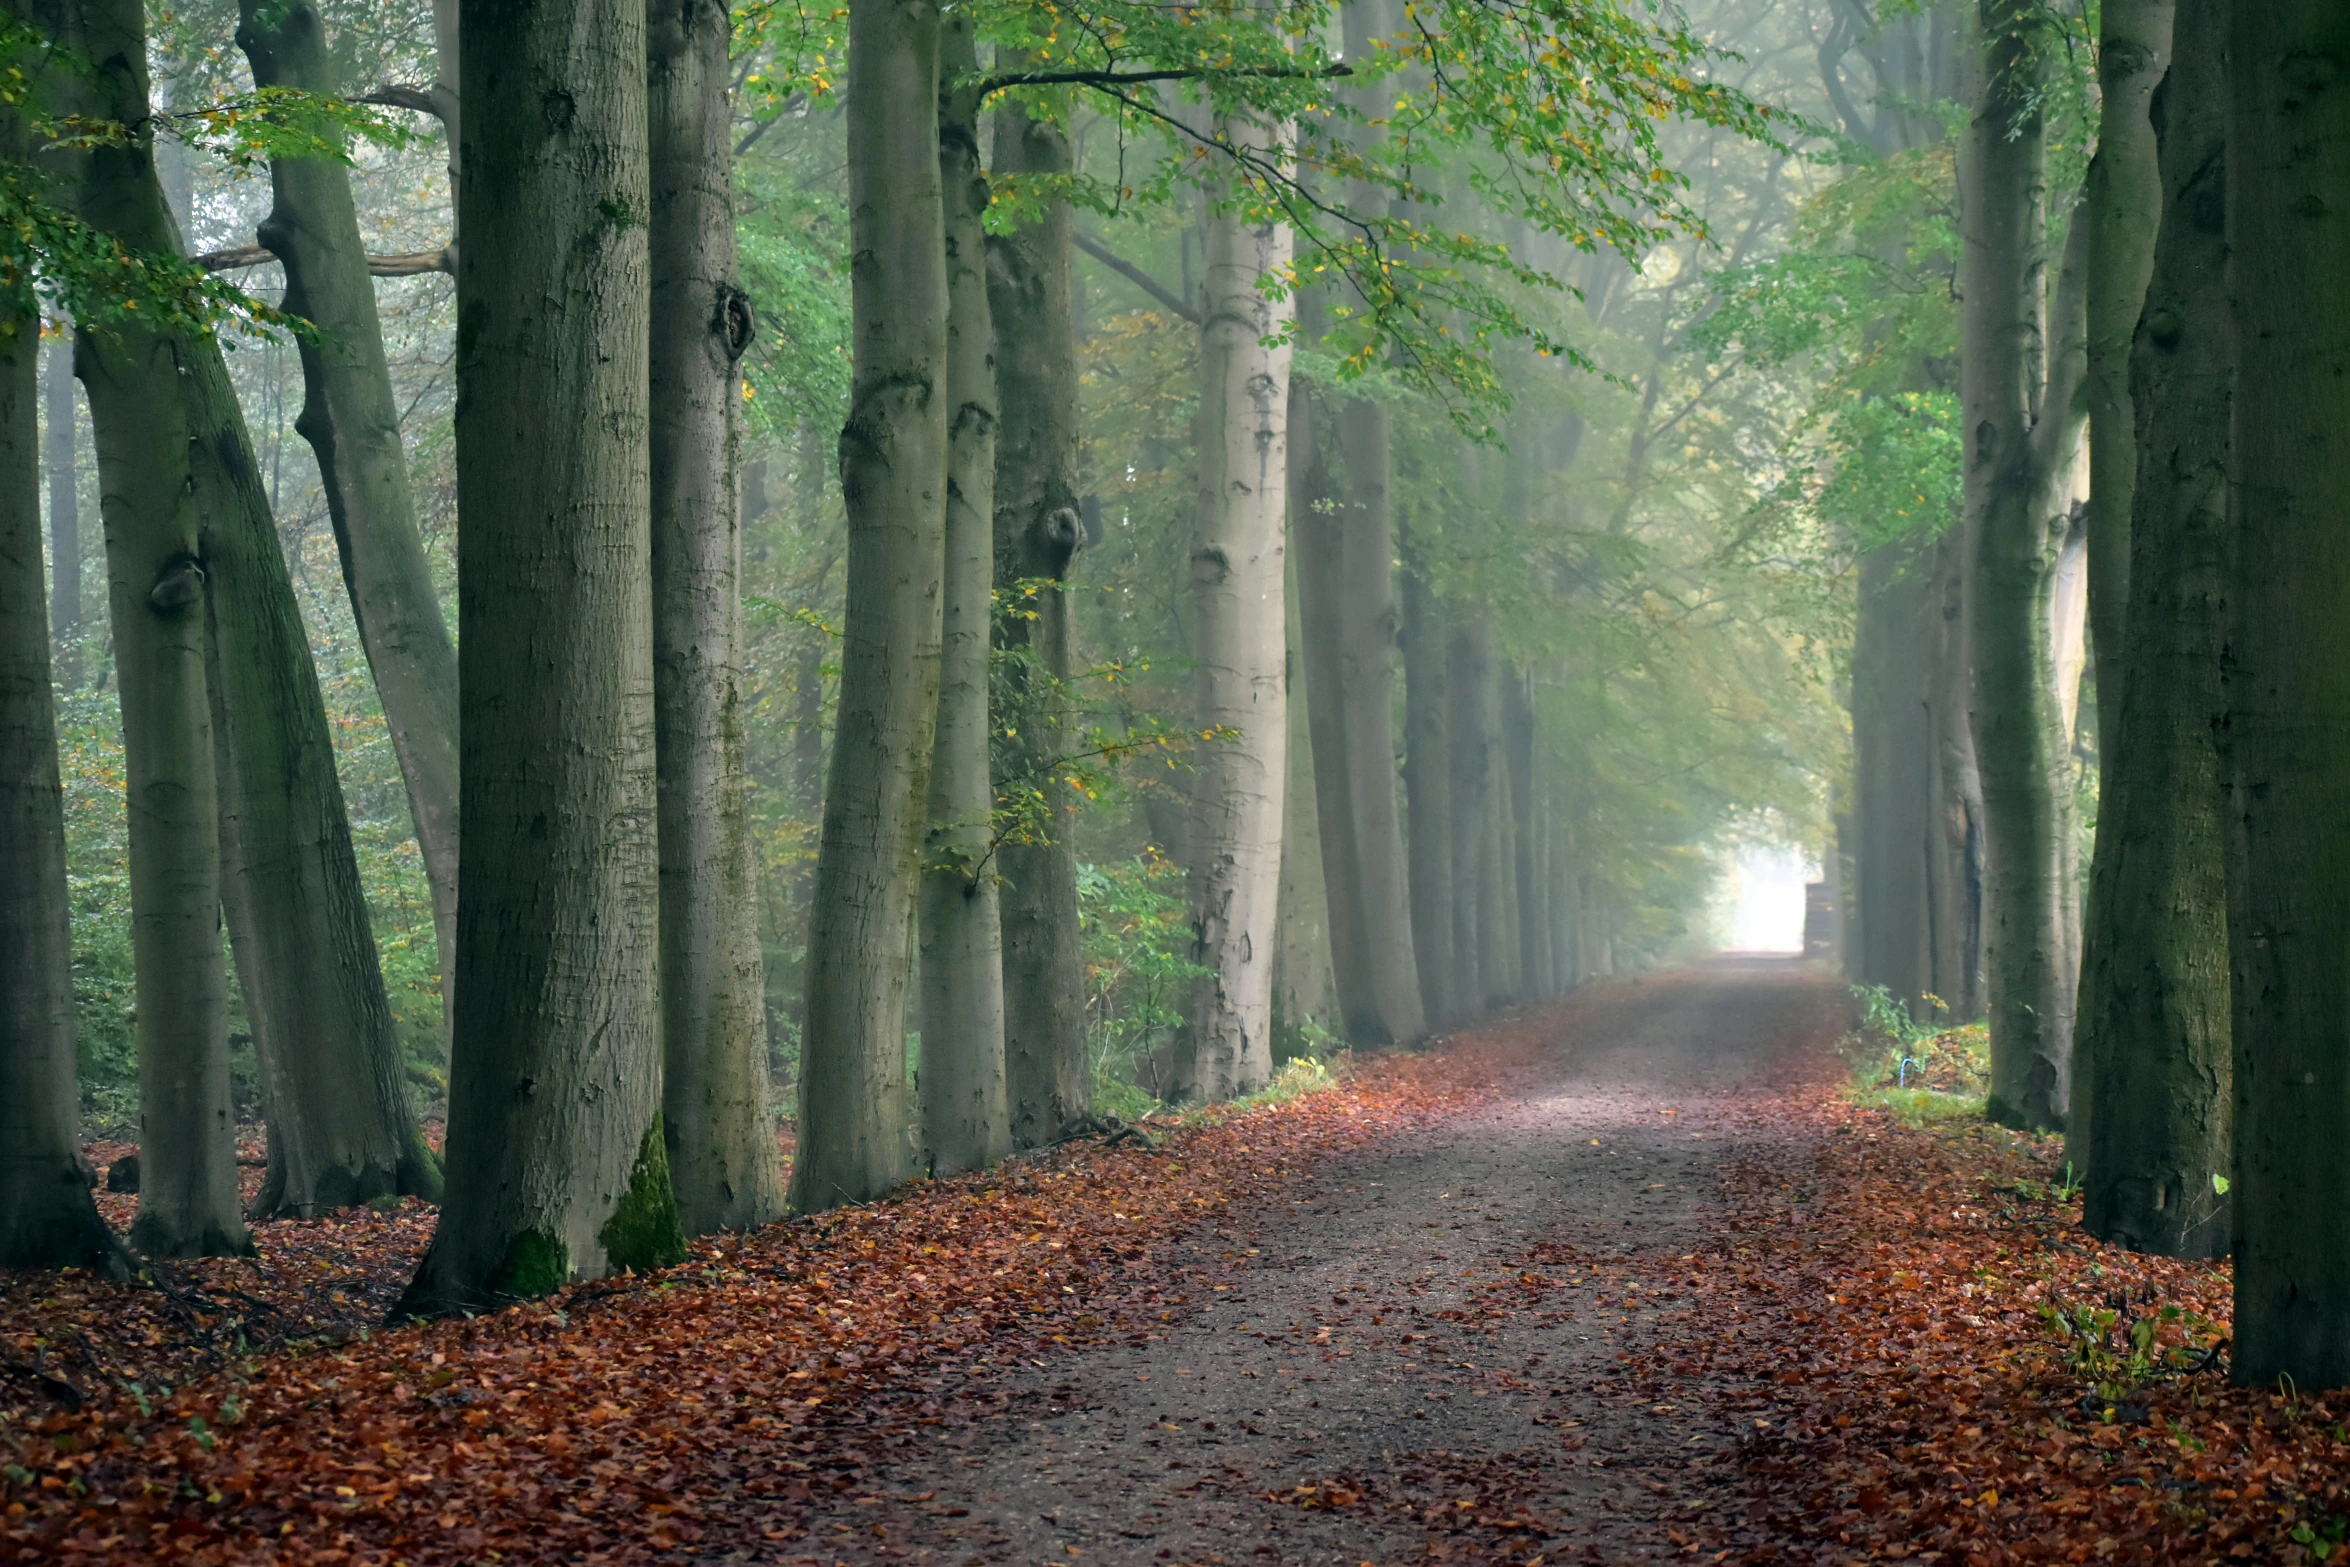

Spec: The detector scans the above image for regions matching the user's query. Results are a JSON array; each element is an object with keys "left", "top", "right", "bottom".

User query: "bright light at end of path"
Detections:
[{"left": 1722, "top": 844, "right": 1812, "bottom": 953}]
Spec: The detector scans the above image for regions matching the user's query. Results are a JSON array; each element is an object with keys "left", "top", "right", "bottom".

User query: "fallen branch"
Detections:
[{"left": 195, "top": 243, "right": 453, "bottom": 278}]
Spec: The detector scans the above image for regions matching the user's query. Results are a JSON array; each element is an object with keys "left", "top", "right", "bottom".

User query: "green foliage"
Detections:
[
  {"left": 2039, "top": 1292, "right": 2226, "bottom": 1414},
  {"left": 1077, "top": 854, "right": 1207, "bottom": 1106}
]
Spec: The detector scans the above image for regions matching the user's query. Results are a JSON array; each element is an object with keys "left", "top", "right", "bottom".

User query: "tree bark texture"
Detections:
[
  {"left": 235, "top": 0, "right": 462, "bottom": 1057},
  {"left": 1924, "top": 533, "right": 1986, "bottom": 1018},
  {"left": 1290, "top": 372, "right": 1381, "bottom": 1042},
  {"left": 49, "top": 0, "right": 248, "bottom": 1255},
  {"left": 399, "top": 0, "right": 681, "bottom": 1310},
  {"left": 1178, "top": 162, "right": 1294, "bottom": 1102},
  {"left": 0, "top": 294, "right": 120, "bottom": 1273},
  {"left": 1335, "top": 393, "right": 1427, "bottom": 1040},
  {"left": 649, "top": 0, "right": 781, "bottom": 1233},
  {"left": 1851, "top": 542, "right": 1935, "bottom": 1014},
  {"left": 42, "top": 333, "right": 77, "bottom": 690},
  {"left": 2073, "top": 0, "right": 2230, "bottom": 1260},
  {"left": 918, "top": 15, "right": 1010, "bottom": 1178},
  {"left": 1960, "top": 0, "right": 2092, "bottom": 1130},
  {"left": 2081, "top": 0, "right": 2173, "bottom": 727},
  {"left": 2222, "top": 0, "right": 2350, "bottom": 1389},
  {"left": 790, "top": 0, "right": 946, "bottom": 1210},
  {"left": 986, "top": 85, "right": 1089, "bottom": 1145},
  {"left": 1273, "top": 537, "right": 1338, "bottom": 1042},
  {"left": 1399, "top": 541, "right": 1459, "bottom": 1026}
]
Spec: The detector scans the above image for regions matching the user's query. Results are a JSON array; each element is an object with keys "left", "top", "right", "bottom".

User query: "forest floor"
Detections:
[{"left": 6, "top": 956, "right": 2347, "bottom": 1565}]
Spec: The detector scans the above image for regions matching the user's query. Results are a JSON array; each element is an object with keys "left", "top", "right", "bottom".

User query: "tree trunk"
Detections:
[
  {"left": 1923, "top": 532, "right": 1986, "bottom": 1018},
  {"left": 789, "top": 0, "right": 946, "bottom": 1210},
  {"left": 50, "top": 0, "right": 247, "bottom": 1254},
  {"left": 1448, "top": 612, "right": 1495, "bottom": 1013},
  {"left": 1290, "top": 368, "right": 1381, "bottom": 1042},
  {"left": 398, "top": 0, "right": 681, "bottom": 1310},
  {"left": 1502, "top": 663, "right": 1547, "bottom": 1002},
  {"left": 1272, "top": 533, "right": 1337, "bottom": 1043},
  {"left": 2080, "top": 0, "right": 2173, "bottom": 731},
  {"left": 1178, "top": 159, "right": 1294, "bottom": 1102},
  {"left": 1399, "top": 539, "right": 1459, "bottom": 1026},
  {"left": 1335, "top": 393, "right": 1427, "bottom": 1042},
  {"left": 2222, "top": 0, "right": 2350, "bottom": 1389},
  {"left": 917, "top": 14, "right": 1010, "bottom": 1178},
  {"left": 1851, "top": 541, "right": 1934, "bottom": 1013},
  {"left": 1481, "top": 727, "right": 1519, "bottom": 1006},
  {"left": 648, "top": 0, "right": 781, "bottom": 1233},
  {"left": 42, "top": 333, "right": 77, "bottom": 691},
  {"left": 235, "top": 0, "right": 461, "bottom": 1063},
  {"left": 986, "top": 82, "right": 1089, "bottom": 1145},
  {"left": 1961, "top": 0, "right": 2092, "bottom": 1130},
  {"left": 2072, "top": 0, "right": 2229, "bottom": 1260},
  {"left": 0, "top": 293, "right": 121, "bottom": 1274}
]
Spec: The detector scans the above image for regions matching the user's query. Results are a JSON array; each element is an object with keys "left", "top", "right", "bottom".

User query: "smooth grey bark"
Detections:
[
  {"left": 2072, "top": 0, "right": 2229, "bottom": 1260},
  {"left": 398, "top": 0, "right": 680, "bottom": 1311},
  {"left": 1398, "top": 536, "right": 1459, "bottom": 1027},
  {"left": 0, "top": 293, "right": 121, "bottom": 1274},
  {"left": 235, "top": 0, "right": 462, "bottom": 1060},
  {"left": 1334, "top": 393, "right": 1427, "bottom": 1042},
  {"left": 1961, "top": 0, "right": 2092, "bottom": 1130},
  {"left": 649, "top": 0, "right": 781, "bottom": 1233},
  {"left": 42, "top": 334, "right": 77, "bottom": 690},
  {"left": 1290, "top": 369, "right": 1381, "bottom": 1042},
  {"left": 789, "top": 0, "right": 946, "bottom": 1211},
  {"left": 1851, "top": 541, "right": 1935, "bottom": 1013},
  {"left": 2081, "top": 0, "right": 2172, "bottom": 723},
  {"left": 917, "top": 14, "right": 1010, "bottom": 1178},
  {"left": 2222, "top": 0, "right": 2350, "bottom": 1390},
  {"left": 46, "top": 0, "right": 247, "bottom": 1256},
  {"left": 1178, "top": 156, "right": 1294, "bottom": 1102},
  {"left": 1273, "top": 533, "right": 1338, "bottom": 1042},
  {"left": 986, "top": 83, "right": 1089, "bottom": 1145},
  {"left": 1479, "top": 708, "right": 1519, "bottom": 1007}
]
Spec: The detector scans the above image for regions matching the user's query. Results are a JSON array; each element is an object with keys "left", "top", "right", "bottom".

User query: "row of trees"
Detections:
[
  {"left": 1, "top": 0, "right": 1806, "bottom": 1319},
  {"left": 1832, "top": 0, "right": 2350, "bottom": 1386}
]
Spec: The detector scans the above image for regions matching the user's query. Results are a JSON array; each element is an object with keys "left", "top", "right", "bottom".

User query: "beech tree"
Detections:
[
  {"left": 789, "top": 0, "right": 946, "bottom": 1211},
  {"left": 917, "top": 10, "right": 1010, "bottom": 1177},
  {"left": 231, "top": 0, "right": 462, "bottom": 1051},
  {"left": 986, "top": 77, "right": 1090, "bottom": 1148},
  {"left": 1177, "top": 137, "right": 1295, "bottom": 1102},
  {"left": 2069, "top": 0, "right": 2228, "bottom": 1261},
  {"left": 399, "top": 0, "right": 682, "bottom": 1309},
  {"left": 2223, "top": 0, "right": 2350, "bottom": 1389},
  {"left": 1958, "top": 0, "right": 2090, "bottom": 1131},
  {"left": 648, "top": 0, "right": 783, "bottom": 1234},
  {"left": 0, "top": 260, "right": 118, "bottom": 1272}
]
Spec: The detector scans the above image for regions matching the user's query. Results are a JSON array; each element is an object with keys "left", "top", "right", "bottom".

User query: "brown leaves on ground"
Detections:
[
  {"left": 1597, "top": 1089, "right": 2338, "bottom": 1566},
  {"left": 0, "top": 1030, "right": 1538, "bottom": 1565}
]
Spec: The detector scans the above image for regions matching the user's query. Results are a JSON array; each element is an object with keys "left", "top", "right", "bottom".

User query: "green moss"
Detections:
[
  {"left": 492, "top": 1227, "right": 569, "bottom": 1298},
  {"left": 600, "top": 1113, "right": 688, "bottom": 1273}
]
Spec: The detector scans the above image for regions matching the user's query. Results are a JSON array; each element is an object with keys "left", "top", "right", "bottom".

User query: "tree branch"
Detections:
[
  {"left": 196, "top": 243, "right": 454, "bottom": 278},
  {"left": 1072, "top": 229, "right": 1198, "bottom": 323},
  {"left": 977, "top": 63, "right": 1349, "bottom": 97}
]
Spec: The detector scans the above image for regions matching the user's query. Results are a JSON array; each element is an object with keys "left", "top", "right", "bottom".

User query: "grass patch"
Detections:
[{"left": 1853, "top": 1085, "right": 1988, "bottom": 1126}]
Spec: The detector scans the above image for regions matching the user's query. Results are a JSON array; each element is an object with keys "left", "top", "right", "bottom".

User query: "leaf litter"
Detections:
[{"left": 5, "top": 993, "right": 2343, "bottom": 1566}]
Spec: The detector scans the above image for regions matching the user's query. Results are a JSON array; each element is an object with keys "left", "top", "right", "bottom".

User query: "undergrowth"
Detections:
[{"left": 1840, "top": 983, "right": 1988, "bottom": 1124}]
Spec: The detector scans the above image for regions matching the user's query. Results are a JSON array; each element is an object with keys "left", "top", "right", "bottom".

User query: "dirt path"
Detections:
[{"left": 773, "top": 955, "right": 1846, "bottom": 1565}]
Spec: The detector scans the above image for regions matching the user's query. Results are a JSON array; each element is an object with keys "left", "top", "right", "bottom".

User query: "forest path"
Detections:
[{"left": 799, "top": 954, "right": 1846, "bottom": 1566}]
